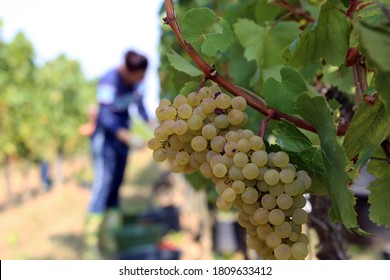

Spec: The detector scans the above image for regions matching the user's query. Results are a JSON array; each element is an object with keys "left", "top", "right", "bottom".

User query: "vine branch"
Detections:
[{"left": 163, "top": 0, "right": 350, "bottom": 136}]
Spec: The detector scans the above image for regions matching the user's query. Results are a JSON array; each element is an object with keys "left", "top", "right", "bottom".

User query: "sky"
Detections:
[{"left": 0, "top": 0, "right": 164, "bottom": 117}]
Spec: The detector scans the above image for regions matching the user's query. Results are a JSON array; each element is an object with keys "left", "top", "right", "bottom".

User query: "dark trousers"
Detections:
[{"left": 89, "top": 128, "right": 129, "bottom": 213}]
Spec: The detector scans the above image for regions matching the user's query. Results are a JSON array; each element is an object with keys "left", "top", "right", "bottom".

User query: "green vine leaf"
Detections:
[
  {"left": 182, "top": 8, "right": 233, "bottom": 57},
  {"left": 166, "top": 48, "right": 203, "bottom": 77},
  {"left": 343, "top": 100, "right": 390, "bottom": 160},
  {"left": 288, "top": 0, "right": 350, "bottom": 67},
  {"left": 295, "top": 94, "right": 359, "bottom": 231},
  {"left": 263, "top": 66, "right": 308, "bottom": 114},
  {"left": 368, "top": 173, "right": 390, "bottom": 227}
]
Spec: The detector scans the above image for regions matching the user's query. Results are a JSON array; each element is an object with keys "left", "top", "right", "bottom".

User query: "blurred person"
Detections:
[{"left": 83, "top": 50, "right": 151, "bottom": 259}]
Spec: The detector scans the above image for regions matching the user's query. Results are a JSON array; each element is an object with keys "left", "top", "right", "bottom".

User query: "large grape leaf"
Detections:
[
  {"left": 368, "top": 173, "right": 390, "bottom": 227},
  {"left": 288, "top": 0, "right": 350, "bottom": 67},
  {"left": 181, "top": 8, "right": 233, "bottom": 57},
  {"left": 263, "top": 66, "right": 308, "bottom": 114},
  {"left": 358, "top": 23, "right": 390, "bottom": 72},
  {"left": 343, "top": 100, "right": 390, "bottom": 160},
  {"left": 166, "top": 48, "right": 203, "bottom": 77},
  {"left": 234, "top": 19, "right": 300, "bottom": 69},
  {"left": 295, "top": 93, "right": 360, "bottom": 231}
]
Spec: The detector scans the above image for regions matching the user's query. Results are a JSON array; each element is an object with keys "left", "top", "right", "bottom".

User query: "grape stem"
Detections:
[
  {"left": 259, "top": 110, "right": 277, "bottom": 139},
  {"left": 163, "top": 0, "right": 348, "bottom": 136}
]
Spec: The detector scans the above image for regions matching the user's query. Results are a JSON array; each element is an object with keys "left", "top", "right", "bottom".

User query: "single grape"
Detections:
[
  {"left": 268, "top": 209, "right": 285, "bottom": 226},
  {"left": 274, "top": 244, "right": 291, "bottom": 260},
  {"left": 273, "top": 151, "right": 290, "bottom": 168},
  {"left": 251, "top": 151, "right": 268, "bottom": 167},
  {"left": 263, "top": 169, "right": 280, "bottom": 186},
  {"left": 210, "top": 136, "right": 226, "bottom": 153},
  {"left": 261, "top": 194, "right": 276, "bottom": 210},
  {"left": 215, "top": 93, "right": 231, "bottom": 109},
  {"left": 187, "top": 114, "right": 203, "bottom": 131},
  {"left": 177, "top": 103, "right": 193, "bottom": 119},
  {"left": 175, "top": 151, "right": 190, "bottom": 165},
  {"left": 233, "top": 152, "right": 249, "bottom": 168},
  {"left": 231, "top": 96, "right": 247, "bottom": 111},
  {"left": 173, "top": 119, "right": 188, "bottom": 135},
  {"left": 232, "top": 180, "right": 245, "bottom": 194},
  {"left": 266, "top": 232, "right": 282, "bottom": 248},
  {"left": 242, "top": 163, "right": 260, "bottom": 180},
  {"left": 191, "top": 135, "right": 208, "bottom": 152},
  {"left": 147, "top": 138, "right": 162, "bottom": 151},
  {"left": 276, "top": 193, "right": 294, "bottom": 210},
  {"left": 292, "top": 208, "right": 308, "bottom": 225},
  {"left": 152, "top": 148, "right": 166, "bottom": 162},
  {"left": 202, "top": 124, "right": 217, "bottom": 140},
  {"left": 280, "top": 168, "right": 296, "bottom": 184},
  {"left": 173, "top": 95, "right": 188, "bottom": 109},
  {"left": 216, "top": 195, "right": 232, "bottom": 211},
  {"left": 252, "top": 207, "right": 269, "bottom": 225},
  {"left": 237, "top": 138, "right": 251, "bottom": 153},
  {"left": 291, "top": 242, "right": 308, "bottom": 260},
  {"left": 228, "top": 109, "right": 245, "bottom": 126},
  {"left": 222, "top": 187, "right": 236, "bottom": 202},
  {"left": 274, "top": 221, "right": 292, "bottom": 239},
  {"left": 241, "top": 187, "right": 259, "bottom": 204},
  {"left": 212, "top": 163, "right": 228, "bottom": 178}
]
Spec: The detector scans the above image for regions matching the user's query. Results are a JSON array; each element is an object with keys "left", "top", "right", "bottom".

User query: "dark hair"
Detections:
[{"left": 124, "top": 50, "right": 148, "bottom": 72}]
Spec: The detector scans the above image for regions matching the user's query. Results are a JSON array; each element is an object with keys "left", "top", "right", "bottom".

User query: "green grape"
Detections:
[
  {"left": 232, "top": 180, "right": 245, "bottom": 194},
  {"left": 194, "top": 150, "right": 208, "bottom": 164},
  {"left": 152, "top": 148, "right": 166, "bottom": 162},
  {"left": 173, "top": 94, "right": 188, "bottom": 109},
  {"left": 222, "top": 187, "right": 236, "bottom": 202},
  {"left": 273, "top": 151, "right": 290, "bottom": 168},
  {"left": 250, "top": 135, "right": 265, "bottom": 151},
  {"left": 209, "top": 155, "right": 223, "bottom": 168},
  {"left": 201, "top": 124, "right": 217, "bottom": 140},
  {"left": 251, "top": 151, "right": 268, "bottom": 167},
  {"left": 266, "top": 232, "right": 282, "bottom": 248},
  {"left": 246, "top": 235, "right": 263, "bottom": 250},
  {"left": 241, "top": 187, "right": 259, "bottom": 204},
  {"left": 224, "top": 141, "right": 238, "bottom": 156},
  {"left": 187, "top": 92, "right": 200, "bottom": 107},
  {"left": 261, "top": 194, "right": 276, "bottom": 210},
  {"left": 268, "top": 209, "right": 285, "bottom": 226},
  {"left": 191, "top": 135, "right": 208, "bottom": 152},
  {"left": 284, "top": 180, "right": 305, "bottom": 196},
  {"left": 274, "top": 244, "right": 291, "bottom": 260},
  {"left": 166, "top": 147, "right": 178, "bottom": 160},
  {"left": 215, "top": 93, "right": 231, "bottom": 109},
  {"left": 267, "top": 152, "right": 276, "bottom": 168},
  {"left": 201, "top": 97, "right": 216, "bottom": 114},
  {"left": 292, "top": 208, "right": 308, "bottom": 225},
  {"left": 231, "top": 96, "right": 247, "bottom": 111},
  {"left": 213, "top": 163, "right": 228, "bottom": 178},
  {"left": 233, "top": 152, "right": 249, "bottom": 168},
  {"left": 256, "top": 180, "right": 269, "bottom": 192},
  {"left": 200, "top": 162, "right": 213, "bottom": 178},
  {"left": 291, "top": 242, "right": 308, "bottom": 260},
  {"left": 159, "top": 98, "right": 171, "bottom": 107},
  {"left": 225, "top": 131, "right": 240, "bottom": 142},
  {"left": 264, "top": 169, "right": 280, "bottom": 186},
  {"left": 187, "top": 114, "right": 203, "bottom": 130},
  {"left": 169, "top": 135, "right": 184, "bottom": 151},
  {"left": 198, "top": 86, "right": 213, "bottom": 99},
  {"left": 154, "top": 126, "right": 168, "bottom": 141},
  {"left": 280, "top": 168, "right": 296, "bottom": 184},
  {"left": 221, "top": 154, "right": 234, "bottom": 168},
  {"left": 293, "top": 195, "right": 307, "bottom": 209},
  {"left": 256, "top": 167, "right": 268, "bottom": 181},
  {"left": 177, "top": 103, "right": 193, "bottom": 119},
  {"left": 228, "top": 109, "right": 245, "bottom": 126},
  {"left": 155, "top": 106, "right": 166, "bottom": 121},
  {"left": 298, "top": 233, "right": 310, "bottom": 245},
  {"left": 274, "top": 221, "right": 292, "bottom": 239},
  {"left": 216, "top": 195, "right": 232, "bottom": 211},
  {"left": 289, "top": 232, "right": 299, "bottom": 242},
  {"left": 192, "top": 106, "right": 207, "bottom": 120},
  {"left": 162, "top": 106, "right": 177, "bottom": 120},
  {"left": 276, "top": 193, "right": 294, "bottom": 210},
  {"left": 243, "top": 201, "right": 260, "bottom": 215},
  {"left": 210, "top": 136, "right": 226, "bottom": 153},
  {"left": 171, "top": 161, "right": 185, "bottom": 173},
  {"left": 215, "top": 181, "right": 229, "bottom": 195},
  {"left": 206, "top": 150, "right": 218, "bottom": 162},
  {"left": 269, "top": 183, "right": 284, "bottom": 197},
  {"left": 252, "top": 207, "right": 269, "bottom": 225},
  {"left": 214, "top": 114, "right": 230, "bottom": 129},
  {"left": 237, "top": 139, "right": 251, "bottom": 153},
  {"left": 237, "top": 212, "right": 250, "bottom": 228},
  {"left": 147, "top": 138, "right": 162, "bottom": 151},
  {"left": 256, "top": 224, "right": 273, "bottom": 240},
  {"left": 242, "top": 163, "right": 260, "bottom": 180},
  {"left": 175, "top": 151, "right": 190, "bottom": 165},
  {"left": 161, "top": 119, "right": 175, "bottom": 135},
  {"left": 239, "top": 129, "right": 254, "bottom": 139},
  {"left": 173, "top": 119, "right": 188, "bottom": 135}
]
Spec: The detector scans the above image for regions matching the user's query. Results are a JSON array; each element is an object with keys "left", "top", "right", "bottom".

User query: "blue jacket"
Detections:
[{"left": 95, "top": 68, "right": 149, "bottom": 136}]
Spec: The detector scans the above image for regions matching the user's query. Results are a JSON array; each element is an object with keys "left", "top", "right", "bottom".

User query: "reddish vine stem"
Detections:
[
  {"left": 259, "top": 110, "right": 277, "bottom": 138},
  {"left": 272, "top": 0, "right": 314, "bottom": 23},
  {"left": 163, "top": 0, "right": 325, "bottom": 135}
]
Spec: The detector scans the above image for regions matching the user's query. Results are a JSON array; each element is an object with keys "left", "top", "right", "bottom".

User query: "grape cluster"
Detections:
[{"left": 148, "top": 85, "right": 311, "bottom": 260}]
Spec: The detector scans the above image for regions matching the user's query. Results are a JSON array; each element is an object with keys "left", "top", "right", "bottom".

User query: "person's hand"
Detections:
[{"left": 116, "top": 128, "right": 132, "bottom": 146}]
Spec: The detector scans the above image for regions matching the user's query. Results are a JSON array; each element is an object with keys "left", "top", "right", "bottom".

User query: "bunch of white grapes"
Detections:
[{"left": 148, "top": 85, "right": 312, "bottom": 260}]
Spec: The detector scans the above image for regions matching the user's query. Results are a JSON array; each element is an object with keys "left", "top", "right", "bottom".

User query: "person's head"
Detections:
[{"left": 119, "top": 50, "right": 148, "bottom": 85}]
